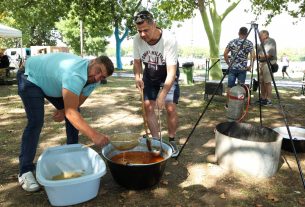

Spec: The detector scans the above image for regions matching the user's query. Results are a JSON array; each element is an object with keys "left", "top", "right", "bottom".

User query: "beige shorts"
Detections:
[{"left": 259, "top": 60, "right": 276, "bottom": 83}]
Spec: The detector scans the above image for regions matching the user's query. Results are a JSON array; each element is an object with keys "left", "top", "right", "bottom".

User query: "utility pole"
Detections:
[{"left": 80, "top": 20, "right": 83, "bottom": 57}]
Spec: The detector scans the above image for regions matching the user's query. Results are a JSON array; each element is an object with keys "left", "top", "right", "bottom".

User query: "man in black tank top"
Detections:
[{"left": 133, "top": 10, "right": 180, "bottom": 157}]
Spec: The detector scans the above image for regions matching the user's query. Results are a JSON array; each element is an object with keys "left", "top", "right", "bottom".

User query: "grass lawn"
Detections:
[{"left": 0, "top": 76, "right": 305, "bottom": 207}]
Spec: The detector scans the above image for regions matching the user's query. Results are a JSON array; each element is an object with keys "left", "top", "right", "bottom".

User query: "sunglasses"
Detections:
[{"left": 133, "top": 13, "right": 153, "bottom": 24}]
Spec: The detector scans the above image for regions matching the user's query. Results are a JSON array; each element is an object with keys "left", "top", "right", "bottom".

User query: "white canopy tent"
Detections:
[
  {"left": 0, "top": 23, "right": 22, "bottom": 38},
  {"left": 0, "top": 23, "right": 23, "bottom": 67}
]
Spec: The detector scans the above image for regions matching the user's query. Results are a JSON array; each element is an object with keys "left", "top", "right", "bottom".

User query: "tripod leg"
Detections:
[{"left": 255, "top": 26, "right": 305, "bottom": 189}]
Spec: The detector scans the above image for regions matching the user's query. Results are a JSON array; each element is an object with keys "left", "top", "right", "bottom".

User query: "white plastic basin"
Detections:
[{"left": 36, "top": 144, "right": 106, "bottom": 206}]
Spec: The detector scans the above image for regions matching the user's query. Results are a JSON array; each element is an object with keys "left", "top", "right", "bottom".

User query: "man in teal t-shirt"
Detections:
[{"left": 17, "top": 52, "right": 114, "bottom": 192}]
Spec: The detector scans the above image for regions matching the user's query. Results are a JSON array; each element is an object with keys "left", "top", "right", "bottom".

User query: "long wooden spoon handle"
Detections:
[{"left": 141, "top": 89, "right": 149, "bottom": 137}]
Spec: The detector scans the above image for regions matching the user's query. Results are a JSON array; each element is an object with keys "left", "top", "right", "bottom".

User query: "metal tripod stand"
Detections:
[
  {"left": 176, "top": 22, "right": 305, "bottom": 189},
  {"left": 251, "top": 22, "right": 305, "bottom": 188}
]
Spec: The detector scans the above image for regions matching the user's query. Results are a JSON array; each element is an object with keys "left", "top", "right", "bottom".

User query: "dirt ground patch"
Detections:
[{"left": 1, "top": 76, "right": 305, "bottom": 207}]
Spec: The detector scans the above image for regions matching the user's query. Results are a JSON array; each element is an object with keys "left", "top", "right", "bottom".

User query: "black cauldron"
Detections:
[
  {"left": 273, "top": 126, "right": 305, "bottom": 153},
  {"left": 101, "top": 138, "right": 172, "bottom": 190}
]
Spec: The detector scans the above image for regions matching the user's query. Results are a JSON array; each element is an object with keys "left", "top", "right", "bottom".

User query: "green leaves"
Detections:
[
  {"left": 0, "top": 0, "right": 70, "bottom": 46},
  {"left": 250, "top": 0, "right": 305, "bottom": 23},
  {"left": 156, "top": 0, "right": 197, "bottom": 21}
]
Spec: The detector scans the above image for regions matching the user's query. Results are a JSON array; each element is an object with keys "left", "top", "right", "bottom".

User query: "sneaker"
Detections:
[
  {"left": 224, "top": 104, "right": 228, "bottom": 110},
  {"left": 259, "top": 99, "right": 267, "bottom": 106},
  {"left": 169, "top": 140, "right": 179, "bottom": 158},
  {"left": 260, "top": 99, "right": 272, "bottom": 106},
  {"left": 255, "top": 98, "right": 264, "bottom": 104},
  {"left": 18, "top": 171, "right": 40, "bottom": 192},
  {"left": 266, "top": 100, "right": 272, "bottom": 106}
]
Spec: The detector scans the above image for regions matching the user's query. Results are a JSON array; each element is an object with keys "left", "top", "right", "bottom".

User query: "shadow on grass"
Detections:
[{"left": 1, "top": 76, "right": 305, "bottom": 206}]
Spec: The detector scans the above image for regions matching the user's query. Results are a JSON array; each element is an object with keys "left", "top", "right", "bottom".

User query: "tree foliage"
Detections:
[
  {"left": 0, "top": 0, "right": 115, "bottom": 55},
  {"left": 110, "top": 0, "right": 176, "bottom": 69},
  {"left": 0, "top": 0, "right": 70, "bottom": 46},
  {"left": 109, "top": 0, "right": 142, "bottom": 69},
  {"left": 56, "top": 1, "right": 113, "bottom": 55},
  {"left": 157, "top": 0, "right": 241, "bottom": 80},
  {"left": 0, "top": 0, "right": 178, "bottom": 61},
  {"left": 250, "top": 0, "right": 305, "bottom": 24}
]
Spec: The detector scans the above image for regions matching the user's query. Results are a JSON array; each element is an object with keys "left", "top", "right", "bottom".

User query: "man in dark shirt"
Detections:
[
  {"left": 224, "top": 27, "right": 254, "bottom": 108},
  {"left": 0, "top": 51, "right": 10, "bottom": 77},
  {"left": 0, "top": 51, "right": 10, "bottom": 68}
]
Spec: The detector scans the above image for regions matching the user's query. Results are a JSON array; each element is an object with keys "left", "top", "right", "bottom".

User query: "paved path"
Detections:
[{"left": 112, "top": 72, "right": 304, "bottom": 88}]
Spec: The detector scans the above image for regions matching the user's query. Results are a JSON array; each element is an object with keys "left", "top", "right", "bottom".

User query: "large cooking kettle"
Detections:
[{"left": 101, "top": 137, "right": 172, "bottom": 189}]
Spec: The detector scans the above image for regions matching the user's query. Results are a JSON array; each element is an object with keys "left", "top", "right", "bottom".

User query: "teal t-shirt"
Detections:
[{"left": 25, "top": 52, "right": 97, "bottom": 97}]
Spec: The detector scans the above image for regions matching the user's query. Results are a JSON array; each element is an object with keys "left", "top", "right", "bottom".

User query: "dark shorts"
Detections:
[
  {"left": 144, "top": 81, "right": 180, "bottom": 104},
  {"left": 282, "top": 66, "right": 288, "bottom": 72}
]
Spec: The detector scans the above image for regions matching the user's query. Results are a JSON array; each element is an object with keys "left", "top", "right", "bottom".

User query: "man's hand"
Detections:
[
  {"left": 133, "top": 59, "right": 144, "bottom": 90},
  {"left": 92, "top": 133, "right": 110, "bottom": 148},
  {"left": 156, "top": 94, "right": 166, "bottom": 110},
  {"left": 135, "top": 76, "right": 144, "bottom": 90},
  {"left": 53, "top": 109, "right": 65, "bottom": 122}
]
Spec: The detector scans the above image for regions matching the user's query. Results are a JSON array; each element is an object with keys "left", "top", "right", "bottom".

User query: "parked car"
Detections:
[{"left": 5, "top": 48, "right": 31, "bottom": 68}]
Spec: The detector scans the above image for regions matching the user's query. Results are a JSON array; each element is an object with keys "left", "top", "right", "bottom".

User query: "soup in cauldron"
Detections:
[{"left": 111, "top": 151, "right": 164, "bottom": 165}]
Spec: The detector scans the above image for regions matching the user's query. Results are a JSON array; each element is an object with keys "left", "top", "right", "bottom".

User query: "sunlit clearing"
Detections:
[
  {"left": 0, "top": 108, "right": 25, "bottom": 126},
  {"left": 1, "top": 182, "right": 20, "bottom": 194},
  {"left": 180, "top": 163, "right": 206, "bottom": 188},
  {"left": 180, "top": 163, "right": 226, "bottom": 189},
  {"left": 180, "top": 97, "right": 203, "bottom": 107},
  {"left": 7, "top": 108, "right": 24, "bottom": 114},
  {"left": 84, "top": 96, "right": 116, "bottom": 106},
  {"left": 94, "top": 113, "right": 142, "bottom": 129},
  {"left": 39, "top": 134, "right": 66, "bottom": 147},
  {"left": 0, "top": 118, "right": 21, "bottom": 126},
  {"left": 180, "top": 96, "right": 193, "bottom": 104},
  {"left": 8, "top": 157, "right": 19, "bottom": 165},
  {"left": 203, "top": 139, "right": 216, "bottom": 148},
  {"left": 291, "top": 95, "right": 305, "bottom": 100},
  {"left": 152, "top": 187, "right": 169, "bottom": 198}
]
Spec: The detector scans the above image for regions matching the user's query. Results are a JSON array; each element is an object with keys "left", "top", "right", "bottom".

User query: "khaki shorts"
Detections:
[{"left": 259, "top": 60, "right": 276, "bottom": 83}]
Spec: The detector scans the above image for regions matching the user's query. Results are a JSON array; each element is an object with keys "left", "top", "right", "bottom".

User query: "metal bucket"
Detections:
[
  {"left": 215, "top": 122, "right": 282, "bottom": 178},
  {"left": 101, "top": 138, "right": 172, "bottom": 189}
]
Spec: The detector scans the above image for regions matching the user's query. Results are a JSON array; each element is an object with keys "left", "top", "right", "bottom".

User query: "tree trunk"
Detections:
[
  {"left": 115, "top": 26, "right": 129, "bottom": 70},
  {"left": 198, "top": 0, "right": 241, "bottom": 80}
]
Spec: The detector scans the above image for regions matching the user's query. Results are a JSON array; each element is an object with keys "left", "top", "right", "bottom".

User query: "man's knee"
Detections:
[
  {"left": 166, "top": 103, "right": 176, "bottom": 114},
  {"left": 27, "top": 119, "right": 44, "bottom": 130}
]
